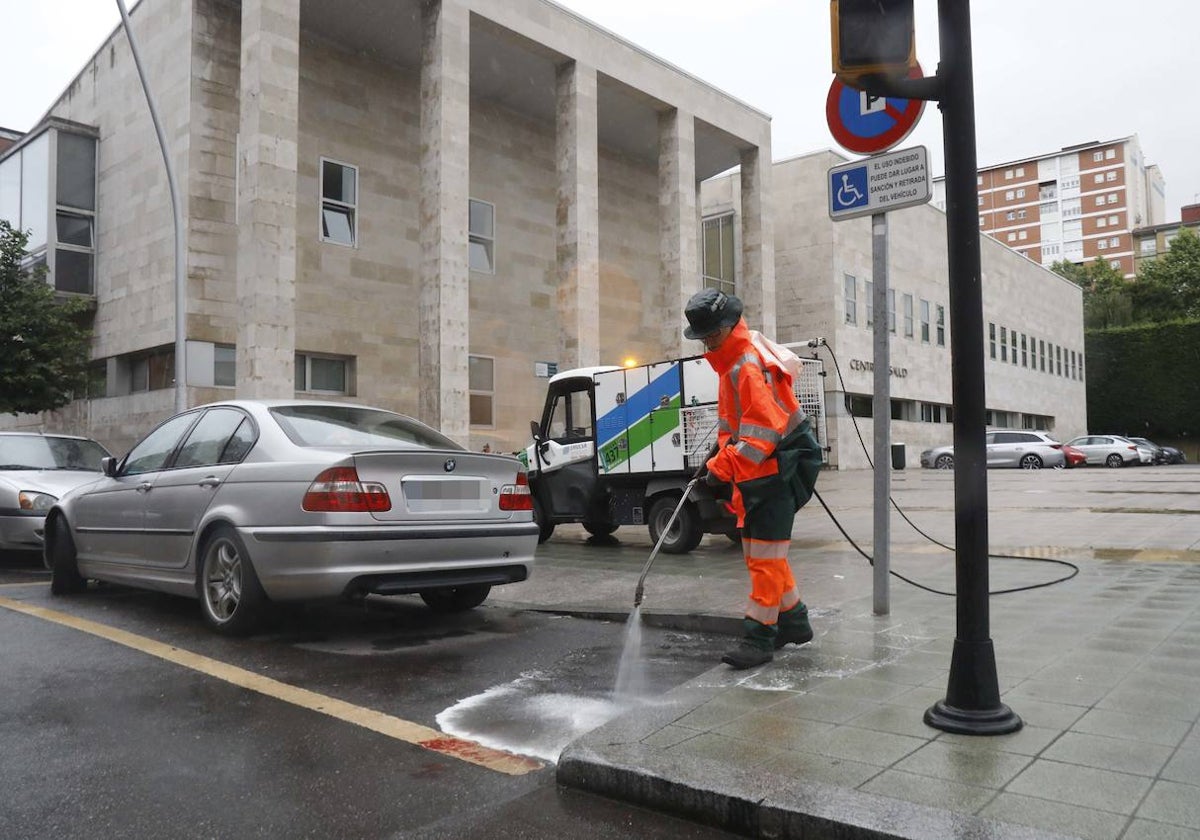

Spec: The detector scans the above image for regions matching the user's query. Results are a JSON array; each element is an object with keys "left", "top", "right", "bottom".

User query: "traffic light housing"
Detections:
[{"left": 831, "top": 0, "right": 915, "bottom": 80}]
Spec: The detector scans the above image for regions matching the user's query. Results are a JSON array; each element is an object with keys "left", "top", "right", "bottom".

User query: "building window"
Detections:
[
  {"left": 1017, "top": 209, "right": 1026, "bottom": 220},
  {"left": 1110, "top": 236, "right": 1120, "bottom": 248},
  {"left": 920, "top": 403, "right": 944, "bottom": 423},
  {"left": 1056, "top": 346, "right": 1062, "bottom": 376},
  {"left": 936, "top": 305, "right": 945, "bottom": 347},
  {"left": 1010, "top": 330, "right": 1017, "bottom": 364},
  {"left": 54, "top": 132, "right": 97, "bottom": 295},
  {"left": 902, "top": 293, "right": 914, "bottom": 338},
  {"left": 1110, "top": 259, "right": 1121, "bottom": 270},
  {"left": 920, "top": 299, "right": 930, "bottom": 343},
  {"left": 1021, "top": 334, "right": 1028, "bottom": 367},
  {"left": 846, "top": 394, "right": 873, "bottom": 418},
  {"left": 1109, "top": 215, "right": 1120, "bottom": 225},
  {"left": 1106, "top": 171, "right": 1117, "bottom": 182},
  {"left": 1097, "top": 217, "right": 1107, "bottom": 228},
  {"left": 1007, "top": 232, "right": 1017, "bottom": 242},
  {"left": 319, "top": 158, "right": 357, "bottom": 247},
  {"left": 296, "top": 352, "right": 351, "bottom": 394},
  {"left": 1105, "top": 149, "right": 1116, "bottom": 160},
  {"left": 469, "top": 355, "right": 494, "bottom": 427},
  {"left": 1016, "top": 188, "right": 1026, "bottom": 199},
  {"left": 988, "top": 322, "right": 996, "bottom": 358},
  {"left": 888, "top": 289, "right": 896, "bottom": 334},
  {"left": 1005, "top": 190, "right": 1014, "bottom": 201},
  {"left": 1039, "top": 339, "right": 1046, "bottom": 372},
  {"left": 469, "top": 198, "right": 495, "bottom": 273},
  {"left": 1139, "top": 239, "right": 1156, "bottom": 255},
  {"left": 1004, "top": 169, "right": 1013, "bottom": 180},
  {"left": 214, "top": 344, "right": 236, "bottom": 388},
  {"left": 843, "top": 273, "right": 857, "bottom": 325},
  {"left": 865, "top": 280, "right": 873, "bottom": 326},
  {"left": 1000, "top": 326, "right": 1008, "bottom": 361},
  {"left": 1094, "top": 173, "right": 1105, "bottom": 185},
  {"left": 1015, "top": 166, "right": 1025, "bottom": 177},
  {"left": 891, "top": 399, "right": 915, "bottom": 421},
  {"left": 703, "top": 214, "right": 736, "bottom": 294},
  {"left": 1098, "top": 240, "right": 1107, "bottom": 250},
  {"left": 1070, "top": 350, "right": 1076, "bottom": 380},
  {"left": 1018, "top": 231, "right": 1028, "bottom": 240},
  {"left": 1095, "top": 196, "right": 1106, "bottom": 207},
  {"left": 1093, "top": 151, "right": 1104, "bottom": 162},
  {"left": 1107, "top": 194, "right": 1118, "bottom": 204},
  {"left": 1006, "top": 211, "right": 1015, "bottom": 221}
]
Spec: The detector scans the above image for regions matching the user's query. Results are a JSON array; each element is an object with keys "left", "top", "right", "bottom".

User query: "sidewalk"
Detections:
[{"left": 492, "top": 467, "right": 1200, "bottom": 840}]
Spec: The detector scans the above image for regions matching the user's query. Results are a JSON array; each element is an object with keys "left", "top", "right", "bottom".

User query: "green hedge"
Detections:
[{"left": 1086, "top": 320, "right": 1200, "bottom": 438}]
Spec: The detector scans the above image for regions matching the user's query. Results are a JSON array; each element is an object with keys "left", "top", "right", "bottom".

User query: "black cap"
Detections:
[{"left": 683, "top": 289, "right": 744, "bottom": 340}]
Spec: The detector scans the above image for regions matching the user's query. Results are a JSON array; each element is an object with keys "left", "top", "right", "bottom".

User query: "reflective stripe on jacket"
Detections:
[{"left": 703, "top": 318, "right": 806, "bottom": 522}]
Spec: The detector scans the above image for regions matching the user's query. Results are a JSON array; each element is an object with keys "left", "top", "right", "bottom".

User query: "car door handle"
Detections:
[
  {"left": 198, "top": 476, "right": 222, "bottom": 488},
  {"left": 136, "top": 482, "right": 153, "bottom": 493}
]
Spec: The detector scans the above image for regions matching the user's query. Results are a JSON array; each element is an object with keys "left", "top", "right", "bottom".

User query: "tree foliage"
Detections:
[
  {"left": 1131, "top": 227, "right": 1200, "bottom": 323},
  {"left": 1050, "top": 257, "right": 1131, "bottom": 328},
  {"left": 0, "top": 221, "right": 93, "bottom": 416}
]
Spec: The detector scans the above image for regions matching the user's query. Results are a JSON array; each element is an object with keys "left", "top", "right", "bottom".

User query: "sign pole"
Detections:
[{"left": 871, "top": 212, "right": 890, "bottom": 616}]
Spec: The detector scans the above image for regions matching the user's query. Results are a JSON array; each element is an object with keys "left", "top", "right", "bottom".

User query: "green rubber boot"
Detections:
[
  {"left": 774, "top": 602, "right": 814, "bottom": 649},
  {"left": 721, "top": 619, "right": 776, "bottom": 670}
]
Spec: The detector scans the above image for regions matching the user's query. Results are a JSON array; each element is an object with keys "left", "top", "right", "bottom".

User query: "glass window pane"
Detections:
[
  {"left": 295, "top": 354, "right": 306, "bottom": 391},
  {"left": 123, "top": 413, "right": 198, "bottom": 475},
  {"left": 310, "top": 357, "right": 346, "bottom": 392},
  {"left": 56, "top": 212, "right": 92, "bottom": 247},
  {"left": 219, "top": 419, "right": 256, "bottom": 463},
  {"left": 469, "top": 356, "right": 494, "bottom": 391},
  {"left": 321, "top": 206, "right": 354, "bottom": 245},
  {"left": 720, "top": 218, "right": 735, "bottom": 282},
  {"left": 703, "top": 220, "right": 720, "bottom": 278},
  {"left": 20, "top": 133, "right": 49, "bottom": 250},
  {"left": 149, "top": 350, "right": 175, "bottom": 390},
  {"left": 0, "top": 155, "right": 19, "bottom": 227},
  {"left": 175, "top": 408, "right": 247, "bottom": 468},
  {"left": 214, "top": 344, "right": 236, "bottom": 387},
  {"left": 322, "top": 160, "right": 355, "bottom": 204},
  {"left": 469, "top": 200, "right": 493, "bottom": 238},
  {"left": 469, "top": 393, "right": 493, "bottom": 426},
  {"left": 56, "top": 132, "right": 96, "bottom": 211},
  {"left": 54, "top": 249, "right": 93, "bottom": 294},
  {"left": 468, "top": 238, "right": 493, "bottom": 272}
]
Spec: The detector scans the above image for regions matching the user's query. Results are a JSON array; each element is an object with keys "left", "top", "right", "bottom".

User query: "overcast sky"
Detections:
[{"left": 4, "top": 1, "right": 1197, "bottom": 221}]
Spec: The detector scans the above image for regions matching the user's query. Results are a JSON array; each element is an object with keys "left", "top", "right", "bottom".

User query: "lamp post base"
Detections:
[{"left": 924, "top": 700, "right": 1022, "bottom": 735}]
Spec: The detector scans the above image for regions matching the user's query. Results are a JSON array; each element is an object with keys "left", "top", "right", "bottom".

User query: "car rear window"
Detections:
[
  {"left": 0, "top": 435, "right": 109, "bottom": 471},
  {"left": 270, "top": 405, "right": 461, "bottom": 450}
]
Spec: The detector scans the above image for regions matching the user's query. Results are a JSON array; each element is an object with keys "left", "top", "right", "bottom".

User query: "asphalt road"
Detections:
[{"left": 0, "top": 552, "right": 739, "bottom": 840}]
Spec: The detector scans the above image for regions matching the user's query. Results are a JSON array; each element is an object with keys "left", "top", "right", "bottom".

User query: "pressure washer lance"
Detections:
[{"left": 632, "top": 474, "right": 703, "bottom": 608}]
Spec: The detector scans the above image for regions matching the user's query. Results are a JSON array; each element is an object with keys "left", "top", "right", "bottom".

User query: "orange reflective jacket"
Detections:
[{"left": 704, "top": 319, "right": 806, "bottom": 523}]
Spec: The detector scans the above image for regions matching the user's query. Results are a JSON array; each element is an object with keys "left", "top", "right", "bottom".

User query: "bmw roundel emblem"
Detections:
[{"left": 444, "top": 458, "right": 456, "bottom": 472}]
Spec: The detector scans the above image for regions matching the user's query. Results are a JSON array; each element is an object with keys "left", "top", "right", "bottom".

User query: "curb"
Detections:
[{"left": 515, "top": 604, "right": 743, "bottom": 637}]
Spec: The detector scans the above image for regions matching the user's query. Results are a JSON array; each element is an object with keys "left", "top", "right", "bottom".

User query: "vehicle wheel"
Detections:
[
  {"left": 420, "top": 584, "right": 491, "bottom": 613},
  {"left": 48, "top": 518, "right": 86, "bottom": 595},
  {"left": 198, "top": 525, "right": 268, "bottom": 636},
  {"left": 1105, "top": 453, "right": 1124, "bottom": 468},
  {"left": 935, "top": 454, "right": 954, "bottom": 470},
  {"left": 582, "top": 521, "right": 618, "bottom": 537},
  {"left": 1019, "top": 454, "right": 1043, "bottom": 470},
  {"left": 647, "top": 495, "right": 703, "bottom": 554},
  {"left": 532, "top": 495, "right": 555, "bottom": 544}
]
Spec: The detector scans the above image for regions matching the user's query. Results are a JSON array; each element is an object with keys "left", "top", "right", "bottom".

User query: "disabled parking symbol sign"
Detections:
[{"left": 831, "top": 167, "right": 869, "bottom": 213}]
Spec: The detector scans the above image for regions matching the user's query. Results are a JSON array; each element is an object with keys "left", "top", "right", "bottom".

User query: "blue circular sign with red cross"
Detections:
[{"left": 826, "top": 65, "right": 926, "bottom": 156}]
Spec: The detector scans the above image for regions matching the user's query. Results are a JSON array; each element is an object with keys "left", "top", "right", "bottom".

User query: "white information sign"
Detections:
[{"left": 828, "top": 145, "right": 931, "bottom": 221}]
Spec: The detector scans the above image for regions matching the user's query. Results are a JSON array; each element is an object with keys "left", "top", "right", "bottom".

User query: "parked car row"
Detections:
[
  {"left": 920, "top": 432, "right": 1186, "bottom": 471},
  {"left": 12, "top": 401, "right": 538, "bottom": 637}
]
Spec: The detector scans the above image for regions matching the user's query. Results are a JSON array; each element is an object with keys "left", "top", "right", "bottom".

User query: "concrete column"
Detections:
[
  {"left": 419, "top": 0, "right": 470, "bottom": 442},
  {"left": 658, "top": 108, "right": 698, "bottom": 359},
  {"left": 555, "top": 60, "right": 600, "bottom": 370},
  {"left": 236, "top": 0, "right": 299, "bottom": 398},
  {"left": 740, "top": 143, "right": 776, "bottom": 336}
]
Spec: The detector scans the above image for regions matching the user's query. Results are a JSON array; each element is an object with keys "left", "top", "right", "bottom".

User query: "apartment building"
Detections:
[
  {"left": 1132, "top": 202, "right": 1200, "bottom": 274},
  {"left": 933, "top": 136, "right": 1166, "bottom": 278}
]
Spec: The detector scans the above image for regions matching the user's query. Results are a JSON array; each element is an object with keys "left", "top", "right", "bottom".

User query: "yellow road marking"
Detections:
[
  {"left": 0, "top": 595, "right": 542, "bottom": 776},
  {"left": 0, "top": 581, "right": 44, "bottom": 589}
]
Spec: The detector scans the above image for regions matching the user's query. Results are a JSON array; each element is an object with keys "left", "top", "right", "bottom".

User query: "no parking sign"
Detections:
[{"left": 826, "top": 65, "right": 926, "bottom": 155}]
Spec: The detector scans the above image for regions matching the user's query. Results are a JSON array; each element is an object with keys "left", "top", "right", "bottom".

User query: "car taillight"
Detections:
[
  {"left": 1050, "top": 444, "right": 1062, "bottom": 450},
  {"left": 1127, "top": 446, "right": 1137, "bottom": 451},
  {"left": 303, "top": 466, "right": 391, "bottom": 512},
  {"left": 499, "top": 471, "right": 533, "bottom": 511}
]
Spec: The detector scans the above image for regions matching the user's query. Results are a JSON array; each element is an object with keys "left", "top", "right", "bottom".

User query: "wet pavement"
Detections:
[{"left": 487, "top": 465, "right": 1200, "bottom": 840}]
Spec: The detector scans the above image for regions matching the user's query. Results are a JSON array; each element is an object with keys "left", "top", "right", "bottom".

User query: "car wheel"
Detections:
[
  {"left": 199, "top": 525, "right": 267, "bottom": 636},
  {"left": 582, "top": 521, "right": 618, "bottom": 537},
  {"left": 47, "top": 517, "right": 86, "bottom": 595},
  {"left": 420, "top": 584, "right": 492, "bottom": 613},
  {"left": 935, "top": 454, "right": 954, "bottom": 470},
  {"left": 532, "top": 495, "right": 555, "bottom": 544},
  {"left": 647, "top": 495, "right": 703, "bottom": 554},
  {"left": 1019, "top": 454, "right": 1043, "bottom": 470},
  {"left": 1105, "top": 453, "right": 1124, "bottom": 468}
]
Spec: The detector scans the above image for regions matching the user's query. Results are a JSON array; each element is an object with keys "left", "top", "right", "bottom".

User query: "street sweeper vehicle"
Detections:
[{"left": 522, "top": 350, "right": 826, "bottom": 554}]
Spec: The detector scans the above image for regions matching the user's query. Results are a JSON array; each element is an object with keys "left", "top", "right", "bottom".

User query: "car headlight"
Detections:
[{"left": 18, "top": 491, "right": 58, "bottom": 512}]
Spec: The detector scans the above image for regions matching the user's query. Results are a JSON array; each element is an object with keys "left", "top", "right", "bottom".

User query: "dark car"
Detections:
[{"left": 1128, "top": 437, "right": 1186, "bottom": 465}]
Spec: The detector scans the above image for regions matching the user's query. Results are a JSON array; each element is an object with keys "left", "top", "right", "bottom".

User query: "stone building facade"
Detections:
[
  {"left": 704, "top": 151, "right": 1088, "bottom": 469},
  {"left": 0, "top": 0, "right": 773, "bottom": 455}
]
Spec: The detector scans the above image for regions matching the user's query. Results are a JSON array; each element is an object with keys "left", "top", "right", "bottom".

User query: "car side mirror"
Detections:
[
  {"left": 101, "top": 456, "right": 118, "bottom": 477},
  {"left": 529, "top": 420, "right": 541, "bottom": 442}
]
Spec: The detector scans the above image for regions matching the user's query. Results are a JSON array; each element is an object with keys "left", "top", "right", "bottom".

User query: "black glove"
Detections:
[{"left": 703, "top": 470, "right": 725, "bottom": 487}]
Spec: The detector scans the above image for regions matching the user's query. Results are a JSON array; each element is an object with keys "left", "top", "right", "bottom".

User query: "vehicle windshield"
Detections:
[
  {"left": 270, "top": 405, "right": 462, "bottom": 450},
  {"left": 0, "top": 435, "right": 109, "bottom": 471}
]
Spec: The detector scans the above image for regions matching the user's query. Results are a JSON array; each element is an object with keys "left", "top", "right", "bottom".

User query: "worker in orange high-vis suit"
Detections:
[{"left": 683, "top": 289, "right": 823, "bottom": 669}]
